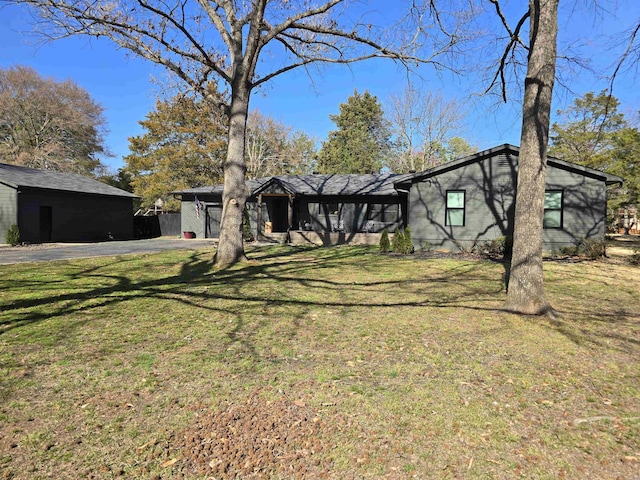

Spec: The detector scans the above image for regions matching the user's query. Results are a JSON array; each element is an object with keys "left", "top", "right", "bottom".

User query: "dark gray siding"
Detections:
[
  {"left": 543, "top": 167, "right": 607, "bottom": 249},
  {"left": 17, "top": 188, "right": 134, "bottom": 243},
  {"left": 0, "top": 183, "right": 18, "bottom": 243},
  {"left": 180, "top": 193, "right": 211, "bottom": 239},
  {"left": 409, "top": 153, "right": 517, "bottom": 251},
  {"left": 408, "top": 153, "right": 608, "bottom": 252}
]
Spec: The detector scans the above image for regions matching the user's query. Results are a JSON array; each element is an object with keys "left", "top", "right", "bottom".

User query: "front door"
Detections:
[
  {"left": 206, "top": 205, "right": 222, "bottom": 238},
  {"left": 264, "top": 196, "right": 289, "bottom": 232},
  {"left": 39, "top": 206, "right": 52, "bottom": 243}
]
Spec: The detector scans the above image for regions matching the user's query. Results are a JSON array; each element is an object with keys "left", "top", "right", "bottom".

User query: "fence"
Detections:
[{"left": 134, "top": 213, "right": 181, "bottom": 239}]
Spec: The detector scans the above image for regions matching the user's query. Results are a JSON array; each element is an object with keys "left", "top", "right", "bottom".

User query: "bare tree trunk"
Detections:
[
  {"left": 215, "top": 82, "right": 251, "bottom": 268},
  {"left": 505, "top": 0, "right": 558, "bottom": 315}
]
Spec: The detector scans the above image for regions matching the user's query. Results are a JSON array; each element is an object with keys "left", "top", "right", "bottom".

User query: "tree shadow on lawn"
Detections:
[{"left": 1, "top": 245, "right": 637, "bottom": 356}]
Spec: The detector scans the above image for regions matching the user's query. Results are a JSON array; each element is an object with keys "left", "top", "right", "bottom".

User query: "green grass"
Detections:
[{"left": 0, "top": 244, "right": 638, "bottom": 479}]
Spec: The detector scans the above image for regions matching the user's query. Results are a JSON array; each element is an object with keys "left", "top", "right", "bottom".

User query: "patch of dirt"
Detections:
[{"left": 152, "top": 392, "right": 338, "bottom": 479}]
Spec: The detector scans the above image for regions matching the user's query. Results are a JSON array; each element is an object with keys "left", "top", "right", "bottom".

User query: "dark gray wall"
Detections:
[
  {"left": 180, "top": 193, "right": 209, "bottom": 239},
  {"left": 179, "top": 193, "right": 404, "bottom": 239},
  {"left": 408, "top": 153, "right": 608, "bottom": 252},
  {"left": 17, "top": 188, "right": 134, "bottom": 243},
  {"left": 0, "top": 183, "right": 18, "bottom": 243}
]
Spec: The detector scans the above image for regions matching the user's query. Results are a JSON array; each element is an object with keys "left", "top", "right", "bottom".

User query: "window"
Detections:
[
  {"left": 324, "top": 202, "right": 339, "bottom": 215},
  {"left": 445, "top": 190, "right": 465, "bottom": 226},
  {"left": 544, "top": 190, "right": 563, "bottom": 228},
  {"left": 368, "top": 203, "right": 398, "bottom": 223}
]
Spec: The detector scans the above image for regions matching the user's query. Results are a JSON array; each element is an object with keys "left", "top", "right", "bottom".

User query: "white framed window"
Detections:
[
  {"left": 544, "top": 190, "right": 563, "bottom": 228},
  {"left": 445, "top": 190, "right": 465, "bottom": 226}
]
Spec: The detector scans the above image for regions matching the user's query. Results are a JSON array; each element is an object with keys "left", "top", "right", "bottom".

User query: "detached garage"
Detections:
[{"left": 0, "top": 163, "right": 137, "bottom": 244}]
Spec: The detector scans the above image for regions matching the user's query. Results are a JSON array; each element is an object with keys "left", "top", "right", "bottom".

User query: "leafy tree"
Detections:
[
  {"left": 446, "top": 137, "right": 476, "bottom": 162},
  {"left": 98, "top": 168, "right": 135, "bottom": 193},
  {"left": 549, "top": 91, "right": 640, "bottom": 213},
  {"left": 124, "top": 87, "right": 228, "bottom": 211},
  {"left": 0, "top": 65, "right": 108, "bottom": 175},
  {"left": 13, "top": 0, "right": 464, "bottom": 267},
  {"left": 606, "top": 127, "right": 640, "bottom": 211},
  {"left": 245, "top": 110, "right": 316, "bottom": 179},
  {"left": 318, "top": 90, "right": 392, "bottom": 174},
  {"left": 549, "top": 90, "right": 627, "bottom": 168}
]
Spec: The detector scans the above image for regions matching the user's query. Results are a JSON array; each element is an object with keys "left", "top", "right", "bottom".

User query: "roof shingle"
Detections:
[{"left": 0, "top": 163, "right": 138, "bottom": 198}]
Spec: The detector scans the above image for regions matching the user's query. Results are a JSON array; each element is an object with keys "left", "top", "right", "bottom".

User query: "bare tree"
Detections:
[
  {"left": 386, "top": 84, "right": 468, "bottom": 172},
  {"left": 485, "top": 0, "right": 559, "bottom": 315},
  {"left": 10, "top": 0, "right": 468, "bottom": 266}
]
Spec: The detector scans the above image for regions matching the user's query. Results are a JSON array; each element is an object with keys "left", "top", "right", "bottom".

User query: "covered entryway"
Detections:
[{"left": 257, "top": 193, "right": 293, "bottom": 239}]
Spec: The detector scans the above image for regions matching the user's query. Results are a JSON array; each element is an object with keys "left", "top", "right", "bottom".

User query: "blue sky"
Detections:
[{"left": 2, "top": 1, "right": 639, "bottom": 172}]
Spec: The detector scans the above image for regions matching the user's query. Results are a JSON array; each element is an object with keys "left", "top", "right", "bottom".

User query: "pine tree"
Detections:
[
  {"left": 379, "top": 229, "right": 391, "bottom": 253},
  {"left": 317, "top": 90, "right": 391, "bottom": 174},
  {"left": 392, "top": 229, "right": 405, "bottom": 253}
]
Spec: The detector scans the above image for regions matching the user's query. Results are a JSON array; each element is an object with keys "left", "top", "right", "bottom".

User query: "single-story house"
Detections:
[
  {"left": 173, "top": 144, "right": 623, "bottom": 252},
  {"left": 0, "top": 162, "right": 138, "bottom": 244}
]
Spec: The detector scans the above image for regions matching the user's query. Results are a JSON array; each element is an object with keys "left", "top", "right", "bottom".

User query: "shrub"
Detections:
[
  {"left": 391, "top": 229, "right": 405, "bottom": 253},
  {"left": 628, "top": 248, "right": 640, "bottom": 266},
  {"left": 6, "top": 224, "right": 20, "bottom": 246},
  {"left": 403, "top": 226, "right": 414, "bottom": 254},
  {"left": 379, "top": 229, "right": 390, "bottom": 253},
  {"left": 558, "top": 245, "right": 579, "bottom": 256},
  {"left": 242, "top": 207, "right": 254, "bottom": 242},
  {"left": 578, "top": 238, "right": 606, "bottom": 259},
  {"left": 474, "top": 236, "right": 507, "bottom": 258},
  {"left": 419, "top": 240, "right": 433, "bottom": 252}
]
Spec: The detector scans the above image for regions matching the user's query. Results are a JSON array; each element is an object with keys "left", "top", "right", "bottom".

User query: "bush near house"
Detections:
[
  {"left": 6, "top": 224, "right": 20, "bottom": 246},
  {"left": 379, "top": 228, "right": 390, "bottom": 253}
]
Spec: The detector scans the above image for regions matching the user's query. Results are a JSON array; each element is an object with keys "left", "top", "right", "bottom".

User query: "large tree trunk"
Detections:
[
  {"left": 505, "top": 0, "right": 558, "bottom": 314},
  {"left": 214, "top": 82, "right": 251, "bottom": 268}
]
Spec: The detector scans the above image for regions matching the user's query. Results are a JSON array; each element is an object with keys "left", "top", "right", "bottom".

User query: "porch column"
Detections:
[
  {"left": 257, "top": 193, "right": 263, "bottom": 240},
  {"left": 288, "top": 195, "right": 294, "bottom": 229}
]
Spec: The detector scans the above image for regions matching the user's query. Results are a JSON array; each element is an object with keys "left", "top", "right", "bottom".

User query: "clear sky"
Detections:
[{"left": 2, "top": 1, "right": 639, "bottom": 172}]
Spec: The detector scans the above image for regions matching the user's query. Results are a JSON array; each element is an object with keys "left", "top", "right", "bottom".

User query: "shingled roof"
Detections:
[
  {"left": 174, "top": 173, "right": 411, "bottom": 197},
  {"left": 0, "top": 163, "right": 138, "bottom": 198}
]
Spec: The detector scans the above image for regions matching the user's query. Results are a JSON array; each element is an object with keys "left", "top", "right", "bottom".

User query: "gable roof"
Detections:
[
  {"left": 395, "top": 144, "right": 624, "bottom": 187},
  {"left": 254, "top": 173, "right": 412, "bottom": 196},
  {"left": 0, "top": 163, "right": 138, "bottom": 198},
  {"left": 174, "top": 172, "right": 412, "bottom": 197}
]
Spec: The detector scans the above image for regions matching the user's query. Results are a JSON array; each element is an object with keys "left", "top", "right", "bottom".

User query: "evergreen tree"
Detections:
[
  {"left": 549, "top": 91, "right": 640, "bottom": 210},
  {"left": 124, "top": 85, "right": 228, "bottom": 211},
  {"left": 318, "top": 90, "right": 391, "bottom": 174},
  {"left": 379, "top": 229, "right": 391, "bottom": 253},
  {"left": 549, "top": 90, "right": 626, "bottom": 168}
]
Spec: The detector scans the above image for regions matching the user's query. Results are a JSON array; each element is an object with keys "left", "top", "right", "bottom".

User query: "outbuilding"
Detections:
[{"left": 0, "top": 162, "right": 137, "bottom": 244}]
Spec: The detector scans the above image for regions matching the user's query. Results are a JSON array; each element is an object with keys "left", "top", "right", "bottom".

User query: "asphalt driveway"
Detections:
[{"left": 0, "top": 238, "right": 217, "bottom": 265}]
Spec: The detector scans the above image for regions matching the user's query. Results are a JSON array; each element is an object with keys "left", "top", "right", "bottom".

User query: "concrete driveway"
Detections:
[{"left": 0, "top": 238, "right": 217, "bottom": 265}]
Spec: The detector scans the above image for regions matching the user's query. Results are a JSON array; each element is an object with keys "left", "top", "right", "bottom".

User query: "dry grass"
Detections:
[{"left": 0, "top": 243, "right": 638, "bottom": 479}]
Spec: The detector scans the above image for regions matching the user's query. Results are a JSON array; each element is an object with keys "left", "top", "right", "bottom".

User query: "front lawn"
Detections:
[{"left": 0, "top": 245, "right": 638, "bottom": 479}]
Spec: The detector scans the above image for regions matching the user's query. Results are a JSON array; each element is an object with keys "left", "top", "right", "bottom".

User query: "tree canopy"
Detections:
[
  {"left": 124, "top": 87, "right": 228, "bottom": 211},
  {"left": 0, "top": 65, "right": 108, "bottom": 176},
  {"left": 12, "top": 0, "right": 464, "bottom": 266},
  {"left": 245, "top": 110, "right": 316, "bottom": 179},
  {"left": 385, "top": 86, "right": 472, "bottom": 172},
  {"left": 317, "top": 90, "right": 391, "bottom": 174},
  {"left": 550, "top": 90, "right": 640, "bottom": 211}
]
